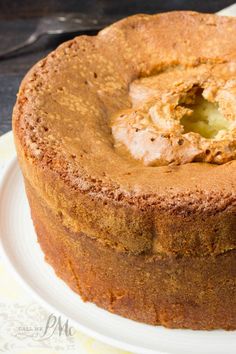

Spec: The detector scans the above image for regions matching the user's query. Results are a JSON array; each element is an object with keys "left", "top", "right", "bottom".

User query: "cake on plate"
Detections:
[{"left": 13, "top": 11, "right": 236, "bottom": 329}]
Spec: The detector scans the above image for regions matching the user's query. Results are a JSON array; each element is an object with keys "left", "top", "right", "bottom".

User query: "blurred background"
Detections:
[{"left": 0, "top": 0, "right": 235, "bottom": 136}]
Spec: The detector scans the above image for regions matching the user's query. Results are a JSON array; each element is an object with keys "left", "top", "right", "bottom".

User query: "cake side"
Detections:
[
  {"left": 15, "top": 136, "right": 236, "bottom": 257},
  {"left": 26, "top": 178, "right": 236, "bottom": 329}
]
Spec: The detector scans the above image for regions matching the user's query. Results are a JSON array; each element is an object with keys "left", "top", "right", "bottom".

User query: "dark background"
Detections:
[{"left": 0, "top": 0, "right": 235, "bottom": 135}]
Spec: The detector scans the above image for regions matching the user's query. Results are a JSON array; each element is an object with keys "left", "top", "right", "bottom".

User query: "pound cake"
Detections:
[{"left": 13, "top": 11, "right": 236, "bottom": 329}]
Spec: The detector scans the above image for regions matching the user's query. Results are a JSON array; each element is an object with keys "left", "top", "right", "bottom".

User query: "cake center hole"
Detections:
[{"left": 180, "top": 91, "right": 230, "bottom": 139}]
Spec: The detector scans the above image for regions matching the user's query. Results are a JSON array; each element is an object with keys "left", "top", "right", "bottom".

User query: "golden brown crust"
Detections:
[
  {"left": 13, "top": 11, "right": 236, "bottom": 198},
  {"left": 26, "top": 179, "right": 236, "bottom": 329},
  {"left": 13, "top": 11, "right": 236, "bottom": 329}
]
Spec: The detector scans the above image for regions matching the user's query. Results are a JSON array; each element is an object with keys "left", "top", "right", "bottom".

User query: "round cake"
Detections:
[{"left": 13, "top": 11, "right": 236, "bottom": 329}]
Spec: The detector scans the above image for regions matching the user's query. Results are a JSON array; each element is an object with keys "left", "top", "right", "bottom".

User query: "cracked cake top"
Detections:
[{"left": 13, "top": 11, "right": 236, "bottom": 208}]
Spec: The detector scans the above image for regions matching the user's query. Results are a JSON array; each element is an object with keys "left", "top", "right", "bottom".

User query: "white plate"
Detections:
[{"left": 0, "top": 157, "right": 235, "bottom": 354}]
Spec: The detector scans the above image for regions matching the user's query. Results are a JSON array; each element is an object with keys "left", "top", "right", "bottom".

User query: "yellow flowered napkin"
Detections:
[{"left": 0, "top": 131, "right": 130, "bottom": 354}]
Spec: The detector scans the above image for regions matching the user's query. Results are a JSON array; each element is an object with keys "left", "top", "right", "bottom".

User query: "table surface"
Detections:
[{"left": 0, "top": 0, "right": 235, "bottom": 136}]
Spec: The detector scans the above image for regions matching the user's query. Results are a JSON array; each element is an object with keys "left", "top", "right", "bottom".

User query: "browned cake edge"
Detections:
[{"left": 25, "top": 178, "right": 236, "bottom": 330}]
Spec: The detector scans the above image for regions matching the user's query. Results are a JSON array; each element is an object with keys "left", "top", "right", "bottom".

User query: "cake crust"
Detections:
[
  {"left": 13, "top": 11, "right": 236, "bottom": 329},
  {"left": 26, "top": 179, "right": 236, "bottom": 329}
]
